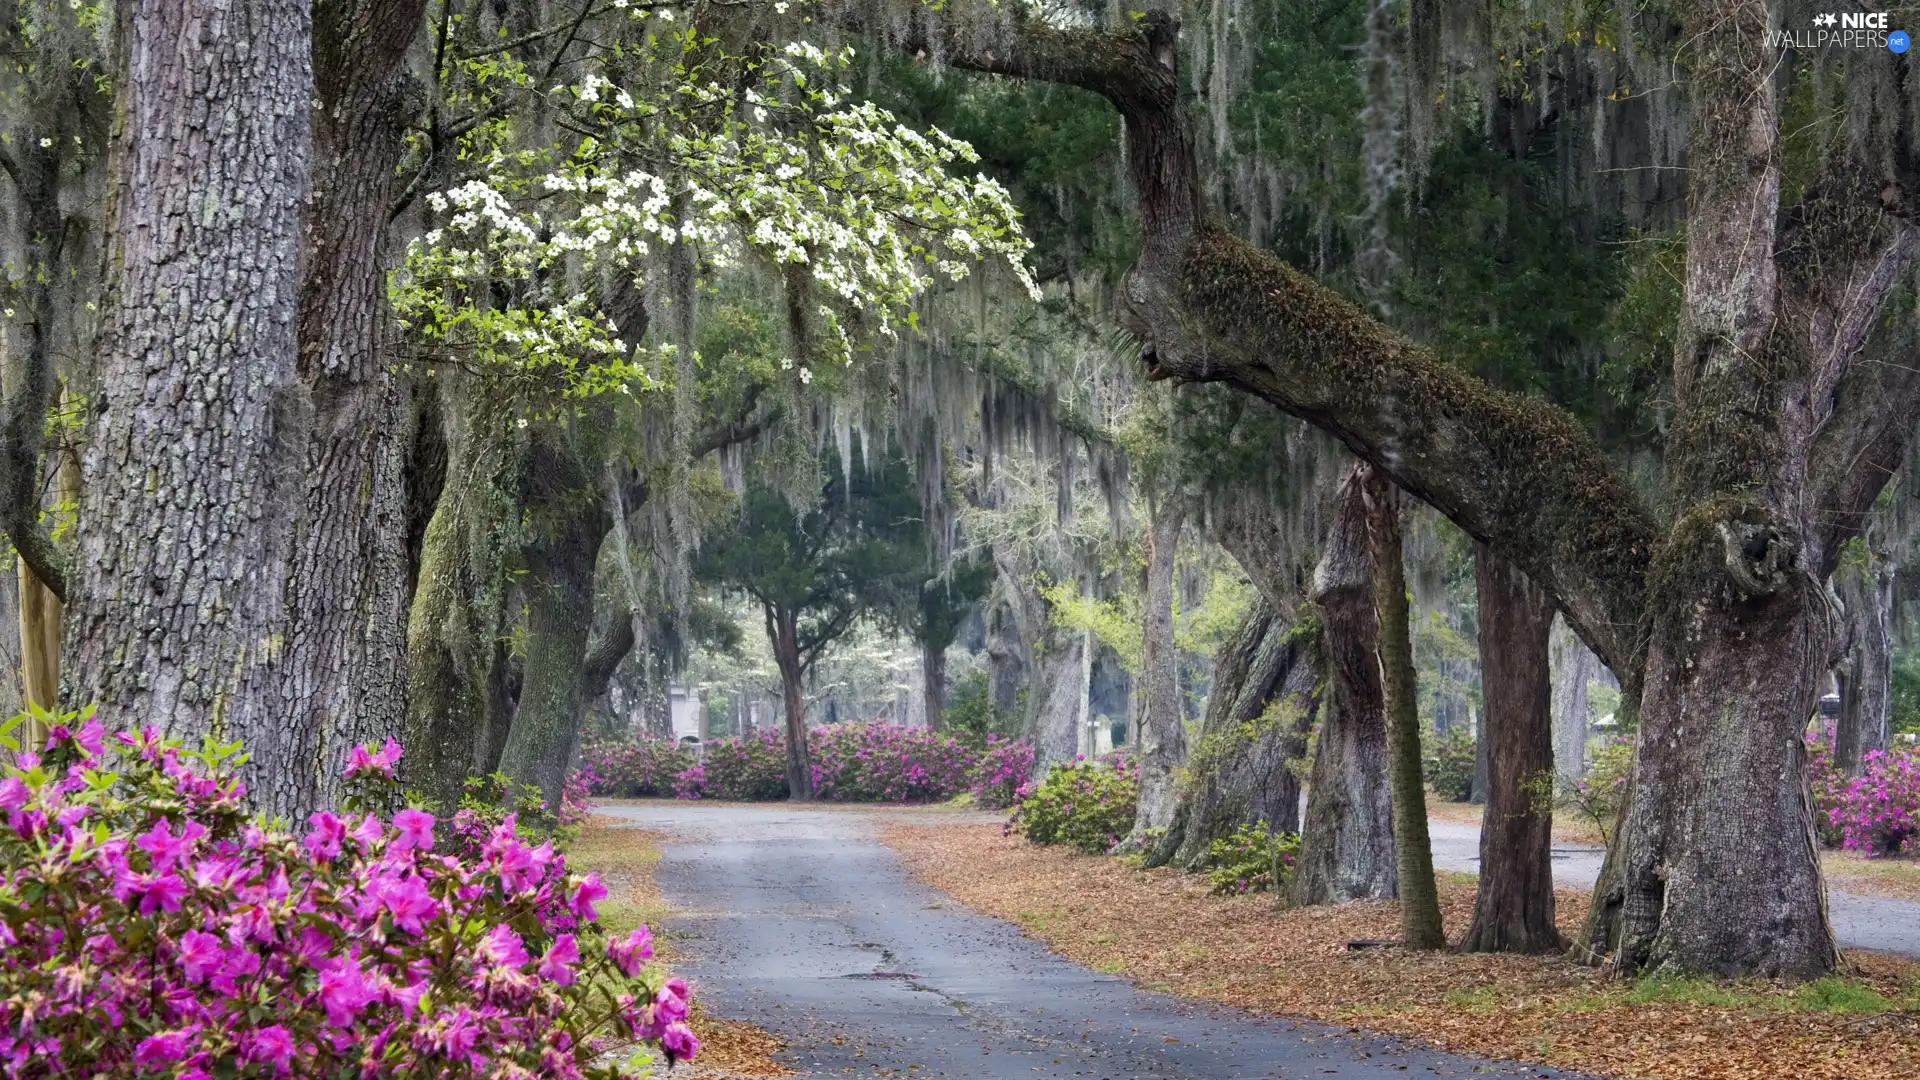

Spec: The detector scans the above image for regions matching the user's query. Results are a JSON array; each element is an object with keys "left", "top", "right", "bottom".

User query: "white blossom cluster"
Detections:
[{"left": 392, "top": 40, "right": 1037, "bottom": 395}]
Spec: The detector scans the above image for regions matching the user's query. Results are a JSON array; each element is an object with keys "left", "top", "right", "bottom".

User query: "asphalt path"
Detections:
[
  {"left": 596, "top": 802, "right": 1586, "bottom": 1080},
  {"left": 1423, "top": 819, "right": 1920, "bottom": 958}
]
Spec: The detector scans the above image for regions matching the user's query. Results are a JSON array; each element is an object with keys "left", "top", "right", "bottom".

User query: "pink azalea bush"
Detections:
[
  {"left": 674, "top": 727, "right": 789, "bottom": 801},
  {"left": 580, "top": 741, "right": 695, "bottom": 799},
  {"left": 969, "top": 736, "right": 1035, "bottom": 810},
  {"left": 1828, "top": 746, "right": 1920, "bottom": 856},
  {"left": 1006, "top": 753, "right": 1140, "bottom": 854},
  {"left": 0, "top": 710, "right": 697, "bottom": 1078},
  {"left": 807, "top": 724, "right": 976, "bottom": 802}
]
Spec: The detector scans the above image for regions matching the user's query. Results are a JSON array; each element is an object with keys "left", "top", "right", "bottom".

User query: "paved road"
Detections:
[
  {"left": 1425, "top": 819, "right": 1920, "bottom": 957},
  {"left": 597, "top": 802, "right": 1585, "bottom": 1080}
]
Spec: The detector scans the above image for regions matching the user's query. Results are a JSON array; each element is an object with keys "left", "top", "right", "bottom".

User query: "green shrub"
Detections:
[
  {"left": 1423, "top": 723, "right": 1475, "bottom": 802},
  {"left": 1203, "top": 822, "right": 1300, "bottom": 896},
  {"left": 1007, "top": 755, "right": 1138, "bottom": 854},
  {"left": 1558, "top": 735, "right": 1633, "bottom": 844}
]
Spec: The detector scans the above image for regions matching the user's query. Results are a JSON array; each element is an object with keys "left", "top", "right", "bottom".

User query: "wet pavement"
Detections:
[{"left": 595, "top": 801, "right": 1585, "bottom": 1080}]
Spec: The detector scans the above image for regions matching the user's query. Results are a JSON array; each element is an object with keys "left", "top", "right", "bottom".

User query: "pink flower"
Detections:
[
  {"left": 242, "top": 1024, "right": 294, "bottom": 1072},
  {"left": 132, "top": 1027, "right": 196, "bottom": 1067},
  {"left": 373, "top": 874, "right": 436, "bottom": 935},
  {"left": 661, "top": 1021, "right": 700, "bottom": 1060},
  {"left": 135, "top": 819, "right": 202, "bottom": 871},
  {"left": 317, "top": 956, "right": 376, "bottom": 1027},
  {"left": 177, "top": 930, "right": 224, "bottom": 984},
  {"left": 0, "top": 776, "right": 27, "bottom": 812},
  {"left": 655, "top": 983, "right": 689, "bottom": 1024},
  {"left": 569, "top": 873, "right": 608, "bottom": 920},
  {"left": 392, "top": 808, "right": 435, "bottom": 853},
  {"left": 608, "top": 926, "right": 654, "bottom": 976},
  {"left": 479, "top": 923, "right": 530, "bottom": 968},
  {"left": 304, "top": 812, "right": 346, "bottom": 861},
  {"left": 538, "top": 933, "right": 580, "bottom": 986}
]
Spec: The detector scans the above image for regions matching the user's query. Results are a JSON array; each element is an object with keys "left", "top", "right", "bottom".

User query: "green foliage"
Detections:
[
  {"left": 1203, "top": 823, "right": 1300, "bottom": 897},
  {"left": 1038, "top": 578, "right": 1142, "bottom": 673},
  {"left": 1007, "top": 757, "right": 1139, "bottom": 855},
  {"left": 1422, "top": 723, "right": 1476, "bottom": 803},
  {"left": 1892, "top": 649, "right": 1920, "bottom": 736},
  {"left": 1558, "top": 736, "right": 1635, "bottom": 845},
  {"left": 458, "top": 770, "right": 571, "bottom": 842},
  {"left": 944, "top": 670, "right": 1019, "bottom": 748}
]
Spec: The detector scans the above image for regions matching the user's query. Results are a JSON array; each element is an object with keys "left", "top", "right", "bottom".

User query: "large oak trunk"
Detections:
[
  {"left": 1146, "top": 597, "right": 1319, "bottom": 871},
  {"left": 1460, "top": 544, "right": 1561, "bottom": 954},
  {"left": 1119, "top": 495, "right": 1187, "bottom": 850},
  {"left": 496, "top": 418, "right": 613, "bottom": 813},
  {"left": 272, "top": 0, "right": 427, "bottom": 817},
  {"left": 1293, "top": 465, "right": 1395, "bottom": 906},
  {"left": 69, "top": 0, "right": 312, "bottom": 761},
  {"left": 1548, "top": 616, "right": 1598, "bottom": 780},
  {"left": 770, "top": 607, "right": 816, "bottom": 799},
  {"left": 1834, "top": 554, "right": 1894, "bottom": 775}
]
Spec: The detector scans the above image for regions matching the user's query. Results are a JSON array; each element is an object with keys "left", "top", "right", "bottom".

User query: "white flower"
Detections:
[
  {"left": 37, "top": 138, "right": 51, "bottom": 148},
  {"left": 798, "top": 366, "right": 812, "bottom": 385},
  {"left": 780, "top": 357, "right": 795, "bottom": 370}
]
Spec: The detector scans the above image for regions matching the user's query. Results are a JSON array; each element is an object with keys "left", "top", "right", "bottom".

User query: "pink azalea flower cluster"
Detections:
[
  {"left": 584, "top": 724, "right": 1037, "bottom": 806},
  {"left": 1828, "top": 746, "right": 1920, "bottom": 856},
  {"left": 807, "top": 724, "right": 977, "bottom": 803},
  {"left": 1005, "top": 752, "right": 1140, "bottom": 854},
  {"left": 0, "top": 711, "right": 696, "bottom": 1078},
  {"left": 969, "top": 737, "right": 1036, "bottom": 810}
]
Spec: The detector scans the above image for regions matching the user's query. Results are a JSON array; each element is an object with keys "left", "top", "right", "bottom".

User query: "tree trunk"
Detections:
[
  {"left": 14, "top": 560, "right": 53, "bottom": 751},
  {"left": 922, "top": 638, "right": 948, "bottom": 732},
  {"left": 1460, "top": 544, "right": 1562, "bottom": 954},
  {"left": 1024, "top": 622, "right": 1086, "bottom": 773},
  {"left": 1293, "top": 465, "right": 1396, "bottom": 906},
  {"left": 1368, "top": 468, "right": 1446, "bottom": 949},
  {"left": 68, "top": 0, "right": 312, "bottom": 768},
  {"left": 1834, "top": 553, "right": 1894, "bottom": 776},
  {"left": 495, "top": 419, "right": 612, "bottom": 814},
  {"left": 770, "top": 606, "right": 815, "bottom": 799},
  {"left": 1146, "top": 597, "right": 1320, "bottom": 871},
  {"left": 272, "top": 0, "right": 427, "bottom": 817},
  {"left": 1548, "top": 615, "right": 1596, "bottom": 781},
  {"left": 402, "top": 389, "right": 527, "bottom": 812},
  {"left": 1119, "top": 495, "right": 1187, "bottom": 851}
]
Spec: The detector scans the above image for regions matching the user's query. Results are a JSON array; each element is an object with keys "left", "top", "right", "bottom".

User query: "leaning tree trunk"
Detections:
[
  {"left": 1368, "top": 468, "right": 1446, "bottom": 949},
  {"left": 496, "top": 415, "right": 613, "bottom": 814},
  {"left": 1118, "top": 494, "right": 1187, "bottom": 852},
  {"left": 1293, "top": 465, "right": 1396, "bottom": 906},
  {"left": 1146, "top": 596, "right": 1320, "bottom": 871},
  {"left": 1548, "top": 615, "right": 1597, "bottom": 780},
  {"left": 68, "top": 0, "right": 312, "bottom": 764},
  {"left": 1834, "top": 552, "right": 1894, "bottom": 776},
  {"left": 1460, "top": 544, "right": 1562, "bottom": 954},
  {"left": 1024, "top": 622, "right": 1087, "bottom": 773},
  {"left": 274, "top": 0, "right": 427, "bottom": 816}
]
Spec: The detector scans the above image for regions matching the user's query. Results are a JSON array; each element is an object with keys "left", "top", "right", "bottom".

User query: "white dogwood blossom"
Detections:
[{"left": 393, "top": 39, "right": 1035, "bottom": 396}]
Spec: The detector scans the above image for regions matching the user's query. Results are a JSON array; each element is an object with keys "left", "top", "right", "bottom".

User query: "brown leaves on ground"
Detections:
[
  {"left": 882, "top": 820, "right": 1920, "bottom": 1080},
  {"left": 572, "top": 819, "right": 792, "bottom": 1078},
  {"left": 1824, "top": 850, "right": 1920, "bottom": 902}
]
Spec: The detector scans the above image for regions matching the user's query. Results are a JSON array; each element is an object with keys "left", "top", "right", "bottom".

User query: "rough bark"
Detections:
[
  {"left": 1460, "top": 544, "right": 1561, "bottom": 954},
  {"left": 1293, "top": 465, "right": 1396, "bottom": 906},
  {"left": 1146, "top": 596, "right": 1320, "bottom": 871},
  {"left": 272, "top": 0, "right": 428, "bottom": 817},
  {"left": 1025, "top": 621, "right": 1087, "bottom": 773},
  {"left": 1834, "top": 554, "right": 1894, "bottom": 776},
  {"left": 922, "top": 639, "right": 947, "bottom": 731},
  {"left": 1369, "top": 469, "right": 1446, "bottom": 949},
  {"left": 495, "top": 414, "right": 613, "bottom": 813},
  {"left": 1118, "top": 494, "right": 1187, "bottom": 851},
  {"left": 68, "top": 0, "right": 312, "bottom": 761},
  {"left": 1548, "top": 615, "right": 1597, "bottom": 780}
]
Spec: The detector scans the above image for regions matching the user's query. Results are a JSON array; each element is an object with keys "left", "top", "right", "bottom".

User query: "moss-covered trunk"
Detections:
[
  {"left": 495, "top": 415, "right": 612, "bottom": 813},
  {"left": 1293, "top": 465, "right": 1396, "bottom": 906},
  {"left": 1118, "top": 495, "right": 1187, "bottom": 851},
  {"left": 1834, "top": 553, "right": 1894, "bottom": 776},
  {"left": 1460, "top": 544, "right": 1561, "bottom": 954},
  {"left": 1146, "top": 596, "right": 1319, "bottom": 871},
  {"left": 1368, "top": 469, "right": 1446, "bottom": 949},
  {"left": 402, "top": 389, "right": 527, "bottom": 812}
]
